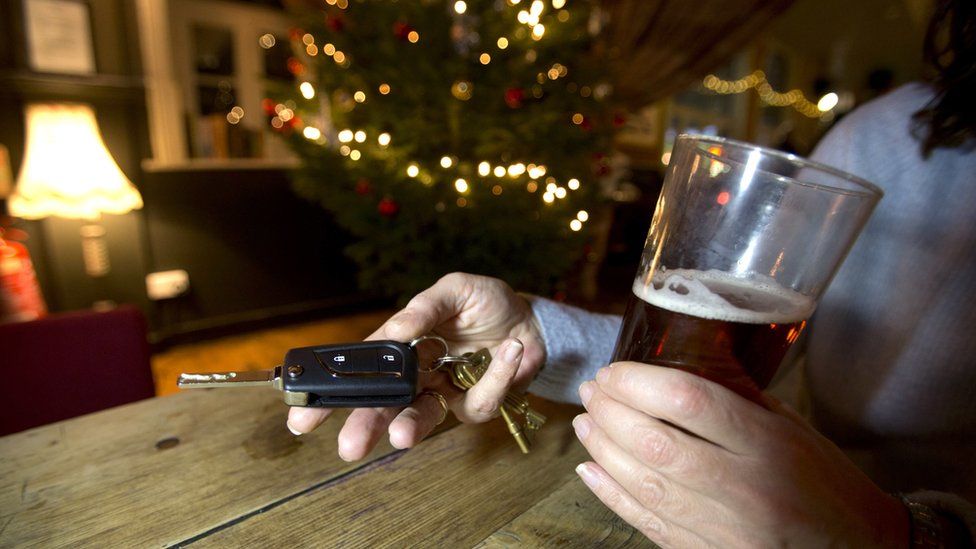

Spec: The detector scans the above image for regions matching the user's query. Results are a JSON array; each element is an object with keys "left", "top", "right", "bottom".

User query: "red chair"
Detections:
[{"left": 0, "top": 305, "right": 155, "bottom": 435}]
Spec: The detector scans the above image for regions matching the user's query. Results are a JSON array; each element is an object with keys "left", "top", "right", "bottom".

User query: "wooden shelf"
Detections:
[{"left": 141, "top": 156, "right": 300, "bottom": 173}]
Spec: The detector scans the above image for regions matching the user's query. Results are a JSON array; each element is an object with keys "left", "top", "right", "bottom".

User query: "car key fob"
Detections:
[{"left": 177, "top": 340, "right": 419, "bottom": 408}]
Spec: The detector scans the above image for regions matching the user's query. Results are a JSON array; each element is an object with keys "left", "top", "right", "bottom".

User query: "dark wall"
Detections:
[{"left": 141, "top": 168, "right": 365, "bottom": 342}]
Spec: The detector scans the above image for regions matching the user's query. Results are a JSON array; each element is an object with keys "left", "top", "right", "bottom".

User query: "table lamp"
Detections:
[{"left": 8, "top": 103, "right": 143, "bottom": 277}]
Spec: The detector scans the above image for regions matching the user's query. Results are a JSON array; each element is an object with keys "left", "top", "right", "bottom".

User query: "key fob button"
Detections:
[{"left": 376, "top": 349, "right": 402, "bottom": 372}]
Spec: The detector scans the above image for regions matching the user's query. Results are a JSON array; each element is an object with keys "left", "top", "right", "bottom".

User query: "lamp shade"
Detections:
[{"left": 9, "top": 103, "right": 143, "bottom": 220}]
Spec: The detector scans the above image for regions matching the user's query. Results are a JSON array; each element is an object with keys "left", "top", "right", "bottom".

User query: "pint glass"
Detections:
[{"left": 611, "top": 135, "right": 883, "bottom": 402}]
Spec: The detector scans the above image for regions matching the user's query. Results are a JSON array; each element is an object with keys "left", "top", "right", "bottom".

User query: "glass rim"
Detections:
[{"left": 678, "top": 134, "right": 884, "bottom": 199}]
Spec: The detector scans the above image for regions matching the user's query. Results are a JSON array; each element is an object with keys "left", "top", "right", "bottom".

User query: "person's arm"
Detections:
[{"left": 527, "top": 296, "right": 622, "bottom": 404}]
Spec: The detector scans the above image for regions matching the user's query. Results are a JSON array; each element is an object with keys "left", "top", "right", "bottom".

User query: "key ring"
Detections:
[{"left": 409, "top": 335, "right": 454, "bottom": 373}]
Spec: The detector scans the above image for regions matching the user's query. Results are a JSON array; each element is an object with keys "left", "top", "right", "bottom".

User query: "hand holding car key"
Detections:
[
  {"left": 179, "top": 273, "right": 548, "bottom": 460},
  {"left": 178, "top": 332, "right": 545, "bottom": 452}
]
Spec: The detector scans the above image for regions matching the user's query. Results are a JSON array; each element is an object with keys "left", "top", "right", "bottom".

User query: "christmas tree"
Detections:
[{"left": 265, "top": 0, "right": 615, "bottom": 301}]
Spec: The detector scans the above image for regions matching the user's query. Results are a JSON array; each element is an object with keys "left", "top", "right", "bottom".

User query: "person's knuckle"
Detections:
[
  {"left": 635, "top": 426, "right": 677, "bottom": 468},
  {"left": 471, "top": 395, "right": 499, "bottom": 418},
  {"left": 667, "top": 375, "right": 711, "bottom": 419},
  {"left": 636, "top": 472, "right": 666, "bottom": 509},
  {"left": 633, "top": 511, "right": 667, "bottom": 542}
]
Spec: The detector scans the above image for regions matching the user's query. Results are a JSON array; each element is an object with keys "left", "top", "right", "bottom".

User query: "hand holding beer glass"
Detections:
[{"left": 612, "top": 135, "right": 883, "bottom": 402}]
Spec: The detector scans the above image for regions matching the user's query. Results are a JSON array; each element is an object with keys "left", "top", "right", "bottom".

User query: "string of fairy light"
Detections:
[
  {"left": 701, "top": 70, "right": 839, "bottom": 118},
  {"left": 257, "top": 0, "right": 593, "bottom": 232}
]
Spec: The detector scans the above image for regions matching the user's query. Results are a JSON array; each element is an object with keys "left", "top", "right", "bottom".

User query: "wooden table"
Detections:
[{"left": 0, "top": 388, "right": 656, "bottom": 547}]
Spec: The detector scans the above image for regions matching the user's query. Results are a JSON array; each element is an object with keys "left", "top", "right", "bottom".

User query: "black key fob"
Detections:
[{"left": 280, "top": 340, "right": 418, "bottom": 407}]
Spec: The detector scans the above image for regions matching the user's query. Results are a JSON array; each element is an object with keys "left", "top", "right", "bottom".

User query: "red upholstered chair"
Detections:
[{"left": 0, "top": 305, "right": 155, "bottom": 436}]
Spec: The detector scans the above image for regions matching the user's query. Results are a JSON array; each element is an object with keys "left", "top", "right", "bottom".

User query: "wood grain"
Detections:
[
  {"left": 192, "top": 398, "right": 588, "bottom": 548},
  {"left": 477, "top": 477, "right": 659, "bottom": 548},
  {"left": 0, "top": 388, "right": 399, "bottom": 548}
]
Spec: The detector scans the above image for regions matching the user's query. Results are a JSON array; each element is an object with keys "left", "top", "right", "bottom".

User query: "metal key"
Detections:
[
  {"left": 448, "top": 348, "right": 547, "bottom": 453},
  {"left": 178, "top": 340, "right": 418, "bottom": 408}
]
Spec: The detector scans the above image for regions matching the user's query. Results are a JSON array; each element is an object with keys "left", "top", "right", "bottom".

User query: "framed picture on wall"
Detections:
[{"left": 23, "top": 0, "right": 96, "bottom": 75}]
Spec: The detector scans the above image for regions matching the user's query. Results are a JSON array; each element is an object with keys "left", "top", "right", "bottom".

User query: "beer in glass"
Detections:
[{"left": 611, "top": 135, "right": 883, "bottom": 402}]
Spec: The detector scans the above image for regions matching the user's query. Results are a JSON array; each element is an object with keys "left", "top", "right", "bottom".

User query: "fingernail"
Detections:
[
  {"left": 578, "top": 381, "right": 594, "bottom": 404},
  {"left": 286, "top": 422, "right": 302, "bottom": 436},
  {"left": 576, "top": 463, "right": 599, "bottom": 488},
  {"left": 572, "top": 414, "right": 590, "bottom": 440},
  {"left": 504, "top": 339, "right": 524, "bottom": 363},
  {"left": 595, "top": 367, "right": 610, "bottom": 384}
]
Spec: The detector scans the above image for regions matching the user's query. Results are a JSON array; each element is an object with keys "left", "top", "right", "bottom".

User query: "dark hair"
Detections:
[{"left": 912, "top": 0, "right": 976, "bottom": 156}]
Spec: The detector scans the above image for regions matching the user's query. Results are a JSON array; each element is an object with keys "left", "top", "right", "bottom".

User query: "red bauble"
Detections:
[
  {"left": 613, "top": 113, "right": 627, "bottom": 128},
  {"left": 261, "top": 98, "right": 276, "bottom": 115},
  {"left": 377, "top": 197, "right": 400, "bottom": 217},
  {"left": 393, "top": 21, "right": 413, "bottom": 41},
  {"left": 287, "top": 57, "right": 305, "bottom": 76},
  {"left": 326, "top": 14, "right": 344, "bottom": 32},
  {"left": 288, "top": 27, "right": 303, "bottom": 41},
  {"left": 504, "top": 87, "right": 525, "bottom": 109},
  {"left": 355, "top": 178, "right": 373, "bottom": 195}
]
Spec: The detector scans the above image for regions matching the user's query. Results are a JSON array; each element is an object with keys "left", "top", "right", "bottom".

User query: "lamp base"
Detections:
[{"left": 80, "top": 223, "right": 110, "bottom": 277}]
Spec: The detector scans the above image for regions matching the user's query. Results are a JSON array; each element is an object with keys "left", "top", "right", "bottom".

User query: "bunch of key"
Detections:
[
  {"left": 437, "top": 348, "right": 546, "bottom": 453},
  {"left": 177, "top": 338, "right": 545, "bottom": 453}
]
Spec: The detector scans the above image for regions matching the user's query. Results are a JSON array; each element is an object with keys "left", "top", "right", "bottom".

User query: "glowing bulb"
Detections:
[
  {"left": 567, "top": 178, "right": 580, "bottom": 190},
  {"left": 354, "top": 130, "right": 366, "bottom": 143},
  {"left": 354, "top": 91, "right": 366, "bottom": 103},
  {"left": 572, "top": 113, "right": 584, "bottom": 125},
  {"left": 454, "top": 0, "right": 467, "bottom": 13},
  {"left": 478, "top": 161, "right": 491, "bottom": 176},
  {"left": 259, "top": 34, "right": 276, "bottom": 49},
  {"left": 323, "top": 43, "right": 336, "bottom": 56},
  {"left": 379, "top": 83, "right": 391, "bottom": 95},
  {"left": 527, "top": 14, "right": 540, "bottom": 26},
  {"left": 497, "top": 37, "right": 509, "bottom": 49},
  {"left": 440, "top": 156, "right": 454, "bottom": 168},
  {"left": 407, "top": 31, "right": 420, "bottom": 43},
  {"left": 338, "top": 129, "right": 354, "bottom": 143},
  {"left": 299, "top": 82, "right": 315, "bottom": 99},
  {"left": 349, "top": 149, "right": 361, "bottom": 161},
  {"left": 333, "top": 51, "right": 346, "bottom": 64},
  {"left": 552, "top": 0, "right": 566, "bottom": 8},
  {"left": 493, "top": 166, "right": 506, "bottom": 177},
  {"left": 577, "top": 210, "right": 589, "bottom": 222},
  {"left": 479, "top": 53, "right": 491, "bottom": 65},
  {"left": 817, "top": 92, "right": 839, "bottom": 112},
  {"left": 303, "top": 126, "right": 321, "bottom": 140},
  {"left": 526, "top": 181, "right": 538, "bottom": 192},
  {"left": 517, "top": 10, "right": 529, "bottom": 23},
  {"left": 302, "top": 33, "right": 314, "bottom": 46},
  {"left": 532, "top": 25, "right": 545, "bottom": 40},
  {"left": 455, "top": 178, "right": 469, "bottom": 193},
  {"left": 378, "top": 132, "right": 391, "bottom": 146},
  {"left": 547, "top": 182, "right": 558, "bottom": 192},
  {"left": 407, "top": 164, "right": 420, "bottom": 178},
  {"left": 339, "top": 145, "right": 351, "bottom": 155},
  {"left": 530, "top": 0, "right": 544, "bottom": 16},
  {"left": 555, "top": 187, "right": 567, "bottom": 199},
  {"left": 543, "top": 192, "right": 555, "bottom": 203},
  {"left": 570, "top": 219, "right": 582, "bottom": 231},
  {"left": 528, "top": 166, "right": 545, "bottom": 179}
]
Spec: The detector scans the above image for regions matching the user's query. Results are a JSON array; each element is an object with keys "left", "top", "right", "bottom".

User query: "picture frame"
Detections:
[{"left": 23, "top": 0, "right": 96, "bottom": 75}]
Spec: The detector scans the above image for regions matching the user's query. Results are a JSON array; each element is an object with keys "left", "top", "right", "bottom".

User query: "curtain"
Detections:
[{"left": 598, "top": 0, "right": 796, "bottom": 109}]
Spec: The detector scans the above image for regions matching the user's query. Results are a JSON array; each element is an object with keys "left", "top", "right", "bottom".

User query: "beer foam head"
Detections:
[{"left": 634, "top": 269, "right": 815, "bottom": 324}]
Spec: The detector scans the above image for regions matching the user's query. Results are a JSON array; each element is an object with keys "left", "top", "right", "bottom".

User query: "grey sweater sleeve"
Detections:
[{"left": 525, "top": 296, "right": 622, "bottom": 404}]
